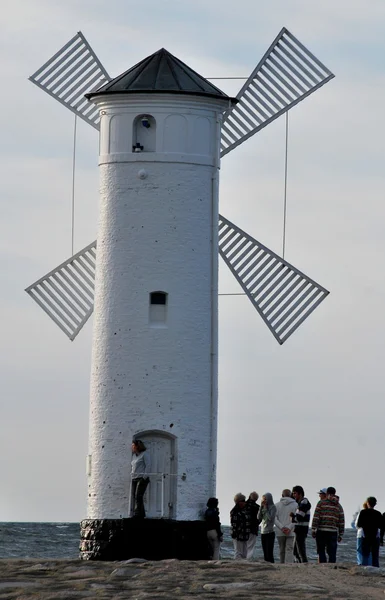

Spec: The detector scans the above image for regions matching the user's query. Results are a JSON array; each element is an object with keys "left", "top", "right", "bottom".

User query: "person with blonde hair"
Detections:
[
  {"left": 356, "top": 501, "right": 371, "bottom": 565},
  {"left": 258, "top": 493, "right": 277, "bottom": 563}
]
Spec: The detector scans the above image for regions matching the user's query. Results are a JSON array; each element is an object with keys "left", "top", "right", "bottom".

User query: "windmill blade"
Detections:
[
  {"left": 26, "top": 241, "right": 97, "bottom": 341},
  {"left": 26, "top": 217, "right": 328, "bottom": 344},
  {"left": 220, "top": 27, "right": 334, "bottom": 157},
  {"left": 218, "top": 215, "right": 329, "bottom": 344},
  {"left": 29, "top": 32, "right": 110, "bottom": 130}
]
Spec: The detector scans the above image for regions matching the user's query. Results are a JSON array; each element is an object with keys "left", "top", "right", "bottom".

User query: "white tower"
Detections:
[
  {"left": 86, "top": 49, "right": 233, "bottom": 525},
  {"left": 26, "top": 29, "right": 334, "bottom": 559}
]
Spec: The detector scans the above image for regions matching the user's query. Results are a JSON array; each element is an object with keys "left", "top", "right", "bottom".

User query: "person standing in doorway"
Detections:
[
  {"left": 230, "top": 493, "right": 251, "bottom": 559},
  {"left": 311, "top": 486, "right": 345, "bottom": 563},
  {"left": 258, "top": 493, "right": 276, "bottom": 563},
  {"left": 291, "top": 485, "right": 311, "bottom": 563},
  {"left": 275, "top": 489, "right": 297, "bottom": 563},
  {"left": 205, "top": 497, "right": 223, "bottom": 560},
  {"left": 131, "top": 439, "right": 151, "bottom": 518},
  {"left": 356, "top": 497, "right": 382, "bottom": 567},
  {"left": 245, "top": 492, "right": 260, "bottom": 560}
]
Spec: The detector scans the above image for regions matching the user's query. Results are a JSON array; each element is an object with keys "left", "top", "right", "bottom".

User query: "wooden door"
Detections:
[{"left": 140, "top": 432, "right": 176, "bottom": 519}]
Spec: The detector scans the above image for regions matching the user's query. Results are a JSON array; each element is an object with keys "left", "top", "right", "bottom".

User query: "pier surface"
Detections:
[{"left": 0, "top": 558, "right": 385, "bottom": 599}]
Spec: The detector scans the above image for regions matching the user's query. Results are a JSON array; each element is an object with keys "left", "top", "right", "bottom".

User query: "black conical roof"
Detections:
[{"left": 86, "top": 48, "right": 235, "bottom": 102}]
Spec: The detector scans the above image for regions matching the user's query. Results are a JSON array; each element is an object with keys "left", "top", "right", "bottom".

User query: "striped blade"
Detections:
[
  {"left": 220, "top": 27, "right": 334, "bottom": 157},
  {"left": 218, "top": 214, "right": 329, "bottom": 344},
  {"left": 25, "top": 241, "right": 97, "bottom": 341},
  {"left": 29, "top": 32, "right": 109, "bottom": 130}
]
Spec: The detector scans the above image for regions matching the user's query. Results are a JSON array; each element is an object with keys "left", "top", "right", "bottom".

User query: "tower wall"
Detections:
[{"left": 87, "top": 95, "right": 226, "bottom": 521}]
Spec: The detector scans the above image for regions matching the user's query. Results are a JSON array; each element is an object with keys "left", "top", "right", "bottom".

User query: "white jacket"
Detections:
[{"left": 274, "top": 497, "right": 297, "bottom": 536}]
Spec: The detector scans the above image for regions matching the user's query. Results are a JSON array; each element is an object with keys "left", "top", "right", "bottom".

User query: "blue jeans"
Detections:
[
  {"left": 357, "top": 537, "right": 372, "bottom": 565},
  {"left": 316, "top": 531, "right": 338, "bottom": 563}
]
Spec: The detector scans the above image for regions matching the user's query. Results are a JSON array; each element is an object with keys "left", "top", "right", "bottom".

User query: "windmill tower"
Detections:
[{"left": 27, "top": 30, "right": 334, "bottom": 560}]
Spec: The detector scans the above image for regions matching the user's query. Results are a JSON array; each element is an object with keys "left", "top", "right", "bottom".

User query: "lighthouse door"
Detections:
[{"left": 139, "top": 431, "right": 176, "bottom": 519}]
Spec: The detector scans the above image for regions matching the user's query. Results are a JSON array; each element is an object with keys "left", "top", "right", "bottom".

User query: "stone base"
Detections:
[{"left": 80, "top": 518, "right": 210, "bottom": 561}]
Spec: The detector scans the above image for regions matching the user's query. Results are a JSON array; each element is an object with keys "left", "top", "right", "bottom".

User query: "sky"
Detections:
[{"left": 0, "top": 0, "right": 384, "bottom": 526}]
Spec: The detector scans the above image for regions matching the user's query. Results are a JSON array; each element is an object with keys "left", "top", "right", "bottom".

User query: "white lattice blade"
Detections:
[
  {"left": 218, "top": 215, "right": 329, "bottom": 344},
  {"left": 29, "top": 32, "right": 110, "bottom": 130},
  {"left": 26, "top": 241, "right": 97, "bottom": 340},
  {"left": 220, "top": 27, "right": 334, "bottom": 157}
]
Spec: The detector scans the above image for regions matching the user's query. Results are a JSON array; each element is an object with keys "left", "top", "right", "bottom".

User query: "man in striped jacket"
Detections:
[{"left": 311, "top": 486, "right": 345, "bottom": 563}]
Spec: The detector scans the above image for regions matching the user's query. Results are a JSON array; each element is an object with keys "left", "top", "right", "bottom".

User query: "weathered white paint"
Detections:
[{"left": 87, "top": 94, "right": 228, "bottom": 520}]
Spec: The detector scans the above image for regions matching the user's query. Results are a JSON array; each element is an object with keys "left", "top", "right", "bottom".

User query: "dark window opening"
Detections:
[{"left": 150, "top": 292, "right": 167, "bottom": 305}]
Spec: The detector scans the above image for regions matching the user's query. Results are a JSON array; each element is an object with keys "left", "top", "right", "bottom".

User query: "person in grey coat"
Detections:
[
  {"left": 275, "top": 489, "right": 297, "bottom": 563},
  {"left": 257, "top": 492, "right": 277, "bottom": 563}
]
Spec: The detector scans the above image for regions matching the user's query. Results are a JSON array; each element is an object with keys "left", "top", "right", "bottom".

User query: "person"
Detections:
[
  {"left": 291, "top": 485, "right": 311, "bottom": 563},
  {"left": 205, "top": 497, "right": 223, "bottom": 560},
  {"left": 381, "top": 511, "right": 385, "bottom": 548},
  {"left": 275, "top": 489, "right": 297, "bottom": 563},
  {"left": 230, "top": 493, "right": 251, "bottom": 559},
  {"left": 131, "top": 439, "right": 151, "bottom": 518},
  {"left": 245, "top": 492, "right": 260, "bottom": 560},
  {"left": 318, "top": 488, "right": 327, "bottom": 501},
  {"left": 356, "top": 497, "right": 382, "bottom": 567},
  {"left": 258, "top": 493, "right": 276, "bottom": 563},
  {"left": 311, "top": 486, "right": 345, "bottom": 563},
  {"left": 356, "top": 501, "right": 372, "bottom": 566}
]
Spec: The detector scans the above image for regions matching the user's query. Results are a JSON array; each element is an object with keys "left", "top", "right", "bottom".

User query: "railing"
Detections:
[{"left": 128, "top": 472, "right": 179, "bottom": 518}]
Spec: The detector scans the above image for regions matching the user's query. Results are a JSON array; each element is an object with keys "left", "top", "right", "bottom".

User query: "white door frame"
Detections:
[{"left": 133, "top": 429, "right": 177, "bottom": 519}]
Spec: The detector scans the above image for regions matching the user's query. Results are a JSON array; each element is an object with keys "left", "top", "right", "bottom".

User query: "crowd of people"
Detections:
[
  {"left": 129, "top": 442, "right": 385, "bottom": 566},
  {"left": 205, "top": 486, "right": 385, "bottom": 566}
]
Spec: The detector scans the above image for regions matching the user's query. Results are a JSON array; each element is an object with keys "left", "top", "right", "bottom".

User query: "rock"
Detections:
[
  {"left": 124, "top": 557, "right": 148, "bottom": 563},
  {"left": 23, "top": 563, "right": 52, "bottom": 572},
  {"left": 203, "top": 582, "right": 255, "bottom": 590},
  {"left": 110, "top": 567, "right": 143, "bottom": 577},
  {"left": 63, "top": 569, "right": 97, "bottom": 578},
  {"left": 0, "top": 581, "right": 41, "bottom": 589},
  {"left": 363, "top": 567, "right": 385, "bottom": 576},
  {"left": 282, "top": 583, "right": 326, "bottom": 592}
]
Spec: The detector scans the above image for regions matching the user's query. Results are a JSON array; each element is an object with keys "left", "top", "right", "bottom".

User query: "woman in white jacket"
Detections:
[{"left": 274, "top": 489, "right": 297, "bottom": 563}]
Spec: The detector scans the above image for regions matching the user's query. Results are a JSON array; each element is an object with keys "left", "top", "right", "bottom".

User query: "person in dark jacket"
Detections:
[
  {"left": 356, "top": 496, "right": 383, "bottom": 567},
  {"left": 245, "top": 491, "right": 260, "bottom": 559},
  {"left": 205, "top": 497, "right": 223, "bottom": 560},
  {"left": 291, "top": 485, "right": 311, "bottom": 563},
  {"left": 230, "top": 493, "right": 251, "bottom": 559}
]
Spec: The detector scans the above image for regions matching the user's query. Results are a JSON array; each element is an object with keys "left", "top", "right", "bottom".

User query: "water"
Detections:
[
  {"left": 0, "top": 522, "right": 383, "bottom": 563},
  {"left": 0, "top": 523, "right": 80, "bottom": 559}
]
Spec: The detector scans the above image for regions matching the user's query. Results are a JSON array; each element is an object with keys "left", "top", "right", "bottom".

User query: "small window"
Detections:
[
  {"left": 151, "top": 292, "right": 167, "bottom": 305},
  {"left": 149, "top": 291, "right": 167, "bottom": 326},
  {"left": 133, "top": 114, "right": 156, "bottom": 152}
]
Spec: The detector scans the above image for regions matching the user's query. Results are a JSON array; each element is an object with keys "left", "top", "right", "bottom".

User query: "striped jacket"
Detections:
[{"left": 311, "top": 498, "right": 345, "bottom": 537}]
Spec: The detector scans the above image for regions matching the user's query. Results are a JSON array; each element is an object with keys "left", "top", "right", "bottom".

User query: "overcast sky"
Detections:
[{"left": 1, "top": 0, "right": 384, "bottom": 526}]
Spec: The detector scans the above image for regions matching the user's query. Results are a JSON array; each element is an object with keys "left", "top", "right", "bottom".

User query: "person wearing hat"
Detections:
[{"left": 318, "top": 488, "right": 327, "bottom": 501}]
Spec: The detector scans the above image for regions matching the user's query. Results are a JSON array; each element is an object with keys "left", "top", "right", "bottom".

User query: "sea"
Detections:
[{"left": 2, "top": 522, "right": 384, "bottom": 563}]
